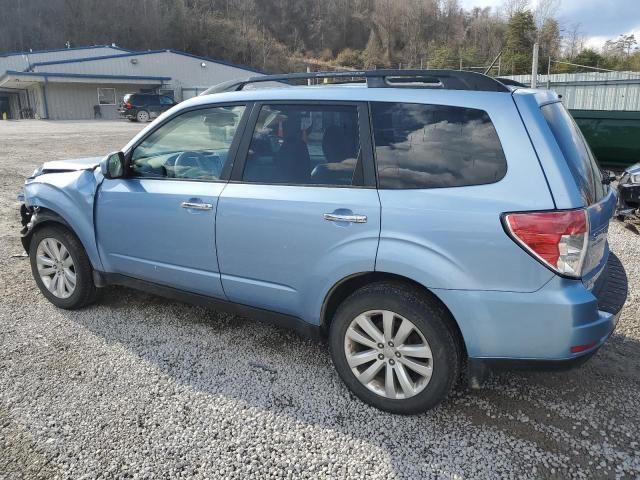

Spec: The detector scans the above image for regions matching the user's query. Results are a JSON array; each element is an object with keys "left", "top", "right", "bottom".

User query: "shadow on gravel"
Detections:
[{"left": 59, "top": 285, "right": 640, "bottom": 478}]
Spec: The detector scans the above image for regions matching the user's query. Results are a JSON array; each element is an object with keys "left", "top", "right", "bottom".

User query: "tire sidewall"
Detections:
[
  {"left": 329, "top": 283, "right": 459, "bottom": 414},
  {"left": 29, "top": 226, "right": 93, "bottom": 309}
]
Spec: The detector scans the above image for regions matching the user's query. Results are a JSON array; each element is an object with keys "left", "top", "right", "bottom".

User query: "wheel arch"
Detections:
[
  {"left": 21, "top": 205, "right": 100, "bottom": 271},
  {"left": 21, "top": 206, "right": 71, "bottom": 250},
  {"left": 320, "top": 271, "right": 467, "bottom": 356}
]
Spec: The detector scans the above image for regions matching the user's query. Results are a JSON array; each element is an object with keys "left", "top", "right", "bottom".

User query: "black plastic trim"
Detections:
[
  {"left": 95, "top": 272, "right": 322, "bottom": 339},
  {"left": 592, "top": 252, "right": 628, "bottom": 315},
  {"left": 206, "top": 69, "right": 510, "bottom": 93},
  {"left": 469, "top": 349, "right": 599, "bottom": 379}
]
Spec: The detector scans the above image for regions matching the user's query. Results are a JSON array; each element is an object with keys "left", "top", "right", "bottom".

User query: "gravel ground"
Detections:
[{"left": 1, "top": 120, "right": 639, "bottom": 479}]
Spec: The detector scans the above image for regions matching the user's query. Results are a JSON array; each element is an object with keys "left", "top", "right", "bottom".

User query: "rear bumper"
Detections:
[{"left": 434, "top": 253, "right": 628, "bottom": 362}]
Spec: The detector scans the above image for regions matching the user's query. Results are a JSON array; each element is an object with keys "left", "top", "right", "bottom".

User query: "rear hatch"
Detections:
[
  {"left": 120, "top": 94, "right": 134, "bottom": 112},
  {"left": 540, "top": 102, "right": 616, "bottom": 288}
]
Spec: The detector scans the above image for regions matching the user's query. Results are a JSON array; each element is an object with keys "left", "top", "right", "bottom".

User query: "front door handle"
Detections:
[
  {"left": 181, "top": 201, "right": 213, "bottom": 210},
  {"left": 323, "top": 213, "right": 367, "bottom": 223}
]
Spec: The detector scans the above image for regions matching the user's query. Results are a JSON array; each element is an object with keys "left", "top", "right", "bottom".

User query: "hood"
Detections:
[{"left": 32, "top": 156, "right": 103, "bottom": 177}]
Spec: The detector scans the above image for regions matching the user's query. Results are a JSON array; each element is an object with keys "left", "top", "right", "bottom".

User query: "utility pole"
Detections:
[{"left": 531, "top": 42, "right": 539, "bottom": 88}]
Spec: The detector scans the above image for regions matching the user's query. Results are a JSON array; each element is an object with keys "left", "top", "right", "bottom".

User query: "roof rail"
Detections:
[{"left": 200, "top": 69, "right": 510, "bottom": 96}]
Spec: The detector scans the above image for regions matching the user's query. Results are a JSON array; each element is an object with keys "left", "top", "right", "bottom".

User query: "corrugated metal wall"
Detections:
[
  {"left": 33, "top": 51, "right": 259, "bottom": 100},
  {"left": 503, "top": 72, "right": 640, "bottom": 111},
  {"left": 45, "top": 82, "right": 149, "bottom": 120}
]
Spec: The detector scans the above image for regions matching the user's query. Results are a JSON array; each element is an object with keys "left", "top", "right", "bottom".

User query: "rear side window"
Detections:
[
  {"left": 541, "top": 102, "right": 606, "bottom": 205},
  {"left": 370, "top": 102, "right": 507, "bottom": 189},
  {"left": 241, "top": 104, "right": 362, "bottom": 186}
]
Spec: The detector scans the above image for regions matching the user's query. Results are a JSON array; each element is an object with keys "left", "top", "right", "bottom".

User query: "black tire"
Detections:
[
  {"left": 329, "top": 281, "right": 461, "bottom": 414},
  {"left": 29, "top": 225, "right": 96, "bottom": 309},
  {"left": 136, "top": 110, "right": 150, "bottom": 122}
]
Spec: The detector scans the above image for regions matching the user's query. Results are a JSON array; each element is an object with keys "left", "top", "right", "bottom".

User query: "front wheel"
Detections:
[
  {"left": 29, "top": 225, "right": 96, "bottom": 309},
  {"left": 329, "top": 282, "right": 461, "bottom": 414}
]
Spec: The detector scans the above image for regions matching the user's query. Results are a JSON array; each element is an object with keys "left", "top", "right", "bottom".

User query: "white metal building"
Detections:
[
  {"left": 503, "top": 72, "right": 640, "bottom": 111},
  {"left": 0, "top": 45, "right": 263, "bottom": 120}
]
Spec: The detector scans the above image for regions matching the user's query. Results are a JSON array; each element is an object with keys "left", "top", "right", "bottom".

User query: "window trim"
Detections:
[
  {"left": 368, "top": 100, "right": 508, "bottom": 190},
  {"left": 123, "top": 102, "right": 253, "bottom": 183},
  {"left": 97, "top": 87, "right": 116, "bottom": 106},
  {"left": 229, "top": 100, "right": 376, "bottom": 189}
]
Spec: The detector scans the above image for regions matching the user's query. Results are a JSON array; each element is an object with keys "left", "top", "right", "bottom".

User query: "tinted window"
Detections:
[
  {"left": 97, "top": 88, "right": 116, "bottom": 105},
  {"left": 130, "top": 105, "right": 245, "bottom": 181},
  {"left": 541, "top": 102, "right": 606, "bottom": 205},
  {"left": 159, "top": 96, "right": 174, "bottom": 106},
  {"left": 242, "top": 104, "right": 361, "bottom": 186},
  {"left": 371, "top": 102, "right": 507, "bottom": 189}
]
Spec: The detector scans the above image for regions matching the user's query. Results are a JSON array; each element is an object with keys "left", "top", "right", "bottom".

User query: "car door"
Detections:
[
  {"left": 159, "top": 95, "right": 177, "bottom": 113},
  {"left": 95, "top": 104, "right": 249, "bottom": 298},
  {"left": 147, "top": 96, "right": 163, "bottom": 119},
  {"left": 216, "top": 102, "right": 381, "bottom": 323}
]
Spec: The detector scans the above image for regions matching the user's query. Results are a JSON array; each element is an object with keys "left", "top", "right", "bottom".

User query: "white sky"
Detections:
[{"left": 459, "top": 0, "right": 640, "bottom": 49}]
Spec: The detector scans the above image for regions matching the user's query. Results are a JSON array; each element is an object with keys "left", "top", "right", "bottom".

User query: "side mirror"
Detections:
[{"left": 101, "top": 151, "right": 125, "bottom": 179}]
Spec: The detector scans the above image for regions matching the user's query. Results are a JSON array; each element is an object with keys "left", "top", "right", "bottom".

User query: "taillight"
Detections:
[
  {"left": 503, "top": 209, "right": 589, "bottom": 278},
  {"left": 125, "top": 102, "right": 133, "bottom": 109}
]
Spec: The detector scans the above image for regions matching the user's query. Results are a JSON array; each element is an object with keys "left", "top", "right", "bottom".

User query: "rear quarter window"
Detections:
[
  {"left": 541, "top": 102, "right": 606, "bottom": 205},
  {"left": 370, "top": 102, "right": 507, "bottom": 189}
]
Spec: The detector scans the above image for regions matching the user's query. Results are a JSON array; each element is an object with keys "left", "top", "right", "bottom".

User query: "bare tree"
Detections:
[
  {"left": 501, "top": 0, "right": 530, "bottom": 19},
  {"left": 564, "top": 22, "right": 585, "bottom": 60}
]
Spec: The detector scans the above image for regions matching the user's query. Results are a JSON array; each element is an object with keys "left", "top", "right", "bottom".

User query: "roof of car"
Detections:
[{"left": 178, "top": 84, "right": 516, "bottom": 111}]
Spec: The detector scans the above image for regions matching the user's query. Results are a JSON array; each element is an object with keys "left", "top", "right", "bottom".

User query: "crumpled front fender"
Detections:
[{"left": 22, "top": 169, "right": 103, "bottom": 270}]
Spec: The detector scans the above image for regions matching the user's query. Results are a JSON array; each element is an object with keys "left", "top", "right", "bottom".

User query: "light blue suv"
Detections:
[{"left": 19, "top": 70, "right": 628, "bottom": 413}]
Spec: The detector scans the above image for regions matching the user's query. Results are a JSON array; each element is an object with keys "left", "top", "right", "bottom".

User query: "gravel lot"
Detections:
[{"left": 1, "top": 120, "right": 639, "bottom": 479}]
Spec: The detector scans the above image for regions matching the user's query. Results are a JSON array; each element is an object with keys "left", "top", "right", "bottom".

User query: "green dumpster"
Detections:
[{"left": 570, "top": 110, "right": 640, "bottom": 168}]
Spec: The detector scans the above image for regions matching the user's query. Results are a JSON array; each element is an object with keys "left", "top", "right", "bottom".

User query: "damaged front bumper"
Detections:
[
  {"left": 617, "top": 163, "right": 640, "bottom": 214},
  {"left": 19, "top": 202, "right": 36, "bottom": 253}
]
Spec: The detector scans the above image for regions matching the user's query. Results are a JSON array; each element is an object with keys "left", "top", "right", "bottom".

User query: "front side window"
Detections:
[
  {"left": 130, "top": 105, "right": 246, "bottom": 181},
  {"left": 371, "top": 102, "right": 507, "bottom": 189},
  {"left": 242, "top": 104, "right": 361, "bottom": 186},
  {"left": 98, "top": 88, "right": 116, "bottom": 105},
  {"left": 159, "top": 96, "right": 175, "bottom": 106}
]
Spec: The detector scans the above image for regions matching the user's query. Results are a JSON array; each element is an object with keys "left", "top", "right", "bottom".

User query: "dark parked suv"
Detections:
[{"left": 119, "top": 93, "right": 177, "bottom": 122}]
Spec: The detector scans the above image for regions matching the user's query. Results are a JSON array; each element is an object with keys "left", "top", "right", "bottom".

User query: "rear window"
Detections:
[
  {"left": 541, "top": 102, "right": 606, "bottom": 205},
  {"left": 370, "top": 102, "right": 507, "bottom": 189}
]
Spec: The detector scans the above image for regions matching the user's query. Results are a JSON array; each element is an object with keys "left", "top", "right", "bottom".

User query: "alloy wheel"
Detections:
[
  {"left": 344, "top": 310, "right": 433, "bottom": 399},
  {"left": 36, "top": 237, "right": 76, "bottom": 299}
]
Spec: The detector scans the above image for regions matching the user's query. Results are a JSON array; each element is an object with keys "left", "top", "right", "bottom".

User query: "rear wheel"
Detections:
[
  {"left": 29, "top": 225, "right": 96, "bottom": 309},
  {"left": 329, "top": 282, "right": 461, "bottom": 414},
  {"left": 136, "top": 110, "right": 150, "bottom": 122}
]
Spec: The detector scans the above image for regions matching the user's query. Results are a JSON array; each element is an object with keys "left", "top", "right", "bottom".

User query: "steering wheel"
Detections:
[{"left": 174, "top": 151, "right": 207, "bottom": 178}]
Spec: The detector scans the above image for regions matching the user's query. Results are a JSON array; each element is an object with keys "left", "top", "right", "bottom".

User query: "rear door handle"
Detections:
[
  {"left": 181, "top": 201, "right": 213, "bottom": 210},
  {"left": 323, "top": 213, "right": 367, "bottom": 223}
]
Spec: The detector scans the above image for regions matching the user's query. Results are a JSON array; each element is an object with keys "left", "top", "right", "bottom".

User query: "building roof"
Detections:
[
  {"left": 0, "top": 44, "right": 131, "bottom": 58},
  {"left": 28, "top": 48, "right": 266, "bottom": 75},
  {"left": 0, "top": 70, "right": 170, "bottom": 89}
]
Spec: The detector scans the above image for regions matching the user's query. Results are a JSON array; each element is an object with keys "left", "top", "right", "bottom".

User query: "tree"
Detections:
[
  {"left": 573, "top": 49, "right": 605, "bottom": 70},
  {"left": 501, "top": 0, "right": 529, "bottom": 19},
  {"left": 503, "top": 10, "right": 536, "bottom": 74}
]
